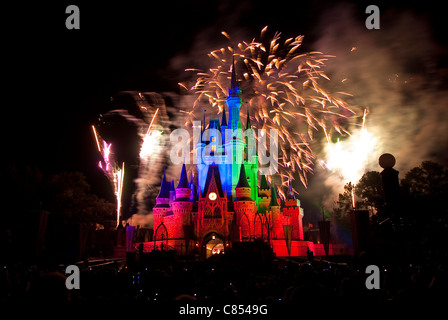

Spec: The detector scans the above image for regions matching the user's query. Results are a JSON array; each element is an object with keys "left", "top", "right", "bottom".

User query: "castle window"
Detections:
[{"left": 213, "top": 207, "right": 222, "bottom": 217}]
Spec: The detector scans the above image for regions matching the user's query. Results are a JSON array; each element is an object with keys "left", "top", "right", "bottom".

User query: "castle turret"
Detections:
[
  {"left": 234, "top": 164, "right": 255, "bottom": 241},
  {"left": 196, "top": 113, "right": 207, "bottom": 193},
  {"left": 170, "top": 179, "right": 175, "bottom": 203},
  {"left": 244, "top": 107, "right": 259, "bottom": 202},
  {"left": 258, "top": 175, "right": 271, "bottom": 213},
  {"left": 267, "top": 184, "right": 283, "bottom": 240},
  {"left": 220, "top": 106, "right": 227, "bottom": 144},
  {"left": 282, "top": 184, "right": 304, "bottom": 240},
  {"left": 170, "top": 163, "right": 193, "bottom": 238},
  {"left": 176, "top": 163, "right": 191, "bottom": 199},
  {"left": 153, "top": 172, "right": 171, "bottom": 217},
  {"left": 152, "top": 172, "right": 172, "bottom": 242}
]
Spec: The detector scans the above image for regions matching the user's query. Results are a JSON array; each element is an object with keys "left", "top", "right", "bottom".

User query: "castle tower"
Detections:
[
  {"left": 137, "top": 53, "right": 314, "bottom": 258},
  {"left": 170, "top": 163, "right": 193, "bottom": 240},
  {"left": 283, "top": 185, "right": 304, "bottom": 240},
  {"left": 227, "top": 57, "right": 242, "bottom": 131},
  {"left": 196, "top": 113, "right": 207, "bottom": 193},
  {"left": 169, "top": 179, "right": 175, "bottom": 204},
  {"left": 258, "top": 175, "right": 271, "bottom": 213},
  {"left": 244, "top": 108, "right": 259, "bottom": 203},
  {"left": 234, "top": 164, "right": 255, "bottom": 241},
  {"left": 267, "top": 184, "right": 282, "bottom": 240},
  {"left": 225, "top": 58, "right": 245, "bottom": 197},
  {"left": 218, "top": 105, "right": 231, "bottom": 196},
  {"left": 152, "top": 172, "right": 171, "bottom": 241}
]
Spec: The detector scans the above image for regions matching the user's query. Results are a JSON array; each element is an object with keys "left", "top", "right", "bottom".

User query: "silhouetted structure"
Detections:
[
  {"left": 350, "top": 209, "right": 371, "bottom": 256},
  {"left": 379, "top": 153, "right": 401, "bottom": 223}
]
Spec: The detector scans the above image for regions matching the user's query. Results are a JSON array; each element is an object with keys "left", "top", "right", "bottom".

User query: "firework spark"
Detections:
[
  {"left": 92, "top": 125, "right": 126, "bottom": 227},
  {"left": 140, "top": 108, "right": 162, "bottom": 158},
  {"left": 114, "top": 162, "right": 125, "bottom": 228},
  {"left": 322, "top": 109, "right": 377, "bottom": 208},
  {"left": 180, "top": 26, "right": 354, "bottom": 194}
]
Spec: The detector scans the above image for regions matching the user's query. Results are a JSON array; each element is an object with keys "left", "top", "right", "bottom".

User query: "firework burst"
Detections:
[
  {"left": 92, "top": 125, "right": 125, "bottom": 227},
  {"left": 322, "top": 109, "right": 377, "bottom": 208},
  {"left": 180, "top": 27, "right": 354, "bottom": 195},
  {"left": 139, "top": 108, "right": 161, "bottom": 158}
]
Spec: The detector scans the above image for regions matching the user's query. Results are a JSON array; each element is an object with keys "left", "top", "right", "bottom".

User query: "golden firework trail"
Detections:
[
  {"left": 180, "top": 26, "right": 354, "bottom": 195},
  {"left": 92, "top": 125, "right": 101, "bottom": 152},
  {"left": 140, "top": 108, "right": 162, "bottom": 159},
  {"left": 145, "top": 108, "right": 159, "bottom": 135}
]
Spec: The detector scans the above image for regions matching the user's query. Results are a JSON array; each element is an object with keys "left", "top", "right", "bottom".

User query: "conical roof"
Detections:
[
  {"left": 221, "top": 107, "right": 227, "bottom": 127},
  {"left": 236, "top": 164, "right": 250, "bottom": 188},
  {"left": 157, "top": 171, "right": 171, "bottom": 199},
  {"left": 177, "top": 163, "right": 190, "bottom": 189},
  {"left": 269, "top": 184, "right": 280, "bottom": 207},
  {"left": 228, "top": 56, "right": 241, "bottom": 96},
  {"left": 246, "top": 107, "right": 251, "bottom": 130},
  {"left": 260, "top": 175, "right": 269, "bottom": 190}
]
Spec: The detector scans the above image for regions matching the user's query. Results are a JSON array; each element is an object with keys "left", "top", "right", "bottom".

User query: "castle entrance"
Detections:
[{"left": 202, "top": 232, "right": 225, "bottom": 259}]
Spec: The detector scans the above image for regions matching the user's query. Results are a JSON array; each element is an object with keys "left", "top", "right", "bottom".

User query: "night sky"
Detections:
[{"left": 3, "top": 1, "right": 447, "bottom": 218}]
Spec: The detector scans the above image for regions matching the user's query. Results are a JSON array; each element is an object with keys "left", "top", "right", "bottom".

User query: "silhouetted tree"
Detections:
[
  {"left": 333, "top": 182, "right": 355, "bottom": 216},
  {"left": 44, "top": 171, "right": 115, "bottom": 223},
  {"left": 355, "top": 171, "right": 385, "bottom": 217},
  {"left": 401, "top": 161, "right": 448, "bottom": 222}
]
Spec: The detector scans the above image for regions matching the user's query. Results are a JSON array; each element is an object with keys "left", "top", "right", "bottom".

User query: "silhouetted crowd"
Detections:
[{"left": 1, "top": 255, "right": 446, "bottom": 306}]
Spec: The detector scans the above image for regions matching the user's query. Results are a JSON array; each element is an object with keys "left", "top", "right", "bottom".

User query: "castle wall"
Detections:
[{"left": 271, "top": 240, "right": 349, "bottom": 257}]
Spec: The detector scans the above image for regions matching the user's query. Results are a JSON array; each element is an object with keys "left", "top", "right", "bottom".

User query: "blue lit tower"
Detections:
[{"left": 224, "top": 58, "right": 245, "bottom": 197}]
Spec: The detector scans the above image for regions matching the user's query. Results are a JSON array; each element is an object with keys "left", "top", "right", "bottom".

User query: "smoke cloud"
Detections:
[{"left": 310, "top": 4, "right": 448, "bottom": 210}]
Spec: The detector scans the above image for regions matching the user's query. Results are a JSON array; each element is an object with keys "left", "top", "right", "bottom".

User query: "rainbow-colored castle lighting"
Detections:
[{"left": 131, "top": 62, "right": 342, "bottom": 258}]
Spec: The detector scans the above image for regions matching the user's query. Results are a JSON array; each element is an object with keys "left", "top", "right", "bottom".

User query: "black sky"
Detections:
[{"left": 3, "top": 0, "right": 447, "bottom": 210}]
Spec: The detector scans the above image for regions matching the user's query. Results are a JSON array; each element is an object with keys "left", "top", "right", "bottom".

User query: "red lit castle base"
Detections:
[{"left": 132, "top": 239, "right": 348, "bottom": 258}]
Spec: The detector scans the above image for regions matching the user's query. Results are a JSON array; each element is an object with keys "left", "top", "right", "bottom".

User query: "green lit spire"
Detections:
[{"left": 269, "top": 184, "right": 280, "bottom": 207}]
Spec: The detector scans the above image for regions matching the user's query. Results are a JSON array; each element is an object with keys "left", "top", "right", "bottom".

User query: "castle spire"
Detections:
[
  {"left": 236, "top": 164, "right": 250, "bottom": 188},
  {"left": 226, "top": 57, "right": 242, "bottom": 131},
  {"left": 229, "top": 55, "right": 239, "bottom": 95},
  {"left": 221, "top": 106, "right": 227, "bottom": 127},
  {"left": 246, "top": 106, "right": 251, "bottom": 130},
  {"left": 269, "top": 183, "right": 280, "bottom": 207},
  {"left": 259, "top": 175, "right": 269, "bottom": 190},
  {"left": 157, "top": 171, "right": 171, "bottom": 199},
  {"left": 177, "top": 163, "right": 190, "bottom": 189},
  {"left": 288, "top": 183, "right": 295, "bottom": 199}
]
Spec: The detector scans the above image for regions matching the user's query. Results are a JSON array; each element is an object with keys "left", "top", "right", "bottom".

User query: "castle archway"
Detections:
[
  {"left": 154, "top": 222, "right": 168, "bottom": 250},
  {"left": 201, "top": 232, "right": 225, "bottom": 259}
]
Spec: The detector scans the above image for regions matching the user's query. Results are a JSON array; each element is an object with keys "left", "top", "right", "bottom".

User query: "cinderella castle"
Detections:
[{"left": 131, "top": 62, "right": 339, "bottom": 258}]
